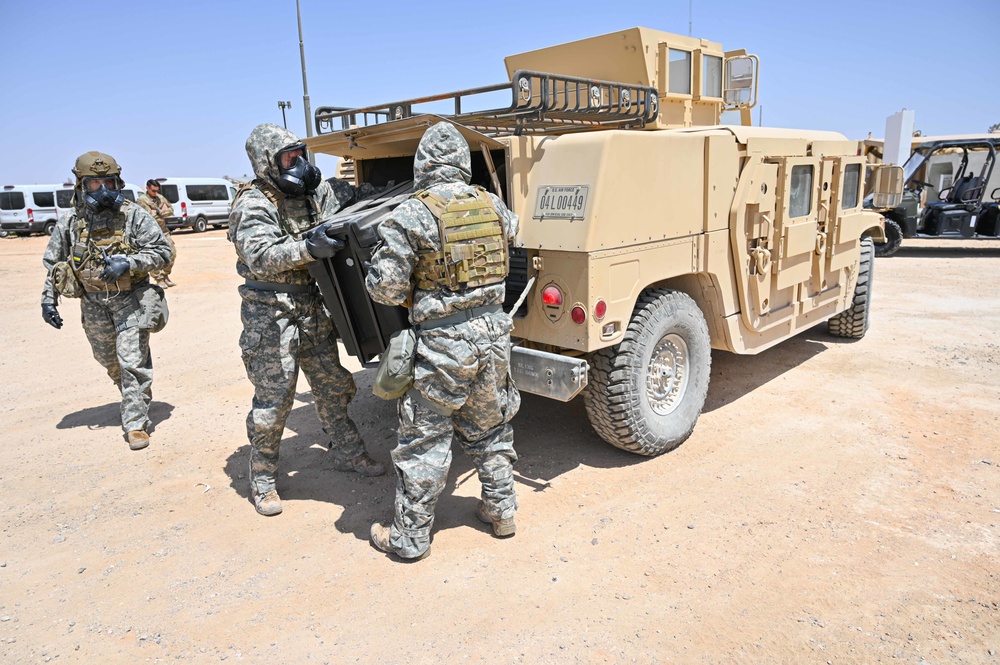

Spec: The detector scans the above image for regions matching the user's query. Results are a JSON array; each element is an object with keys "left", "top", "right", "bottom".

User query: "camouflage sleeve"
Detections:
[
  {"left": 160, "top": 194, "right": 175, "bottom": 218},
  {"left": 489, "top": 193, "right": 520, "bottom": 245},
  {"left": 126, "top": 206, "right": 171, "bottom": 274},
  {"left": 136, "top": 194, "right": 155, "bottom": 216},
  {"left": 40, "top": 212, "right": 73, "bottom": 306},
  {"left": 229, "top": 192, "right": 313, "bottom": 277},
  {"left": 365, "top": 200, "right": 423, "bottom": 306}
]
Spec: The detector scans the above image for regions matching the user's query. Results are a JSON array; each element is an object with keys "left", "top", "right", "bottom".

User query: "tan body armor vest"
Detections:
[
  {"left": 71, "top": 214, "right": 135, "bottom": 292},
  {"left": 235, "top": 179, "right": 321, "bottom": 239},
  {"left": 413, "top": 187, "right": 508, "bottom": 291}
]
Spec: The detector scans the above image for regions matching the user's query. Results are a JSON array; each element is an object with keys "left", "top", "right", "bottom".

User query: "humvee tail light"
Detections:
[
  {"left": 571, "top": 305, "right": 587, "bottom": 325},
  {"left": 594, "top": 299, "right": 607, "bottom": 320},
  {"left": 542, "top": 285, "right": 563, "bottom": 306}
]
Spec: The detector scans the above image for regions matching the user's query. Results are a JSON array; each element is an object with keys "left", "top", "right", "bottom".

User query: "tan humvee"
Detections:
[{"left": 306, "top": 27, "right": 898, "bottom": 456}]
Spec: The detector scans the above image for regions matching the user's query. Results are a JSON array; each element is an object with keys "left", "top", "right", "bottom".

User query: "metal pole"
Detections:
[
  {"left": 758, "top": 105, "right": 763, "bottom": 127},
  {"left": 688, "top": 0, "right": 692, "bottom": 36},
  {"left": 296, "top": 0, "right": 313, "bottom": 137}
]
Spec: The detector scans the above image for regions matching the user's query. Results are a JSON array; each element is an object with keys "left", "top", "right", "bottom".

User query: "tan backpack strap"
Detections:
[{"left": 413, "top": 189, "right": 450, "bottom": 219}]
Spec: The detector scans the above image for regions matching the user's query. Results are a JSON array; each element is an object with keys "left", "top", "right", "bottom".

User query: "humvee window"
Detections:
[
  {"left": 703, "top": 55, "right": 723, "bottom": 98},
  {"left": 790, "top": 165, "right": 814, "bottom": 217},
  {"left": 842, "top": 163, "right": 861, "bottom": 209},
  {"left": 668, "top": 49, "right": 692, "bottom": 94}
]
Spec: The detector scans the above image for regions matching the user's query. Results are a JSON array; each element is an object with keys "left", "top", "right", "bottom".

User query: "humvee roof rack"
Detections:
[{"left": 314, "top": 70, "right": 659, "bottom": 138}]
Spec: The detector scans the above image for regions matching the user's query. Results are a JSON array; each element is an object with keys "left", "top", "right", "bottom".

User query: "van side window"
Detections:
[
  {"left": 33, "top": 192, "right": 55, "bottom": 208},
  {"left": 789, "top": 165, "right": 813, "bottom": 218},
  {"left": 187, "top": 184, "right": 229, "bottom": 201},
  {"left": 56, "top": 190, "right": 75, "bottom": 208},
  {"left": 230, "top": 186, "right": 237, "bottom": 200},
  {"left": 160, "top": 185, "right": 179, "bottom": 204},
  {"left": 122, "top": 189, "right": 136, "bottom": 202},
  {"left": 0, "top": 192, "right": 26, "bottom": 210},
  {"left": 841, "top": 163, "right": 861, "bottom": 210},
  {"left": 668, "top": 49, "right": 692, "bottom": 94}
]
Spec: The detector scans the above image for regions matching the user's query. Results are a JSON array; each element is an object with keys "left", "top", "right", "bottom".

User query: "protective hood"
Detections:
[
  {"left": 245, "top": 123, "right": 304, "bottom": 190},
  {"left": 413, "top": 122, "right": 472, "bottom": 190}
]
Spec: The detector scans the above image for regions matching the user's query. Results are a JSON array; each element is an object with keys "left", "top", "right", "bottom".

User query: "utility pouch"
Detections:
[
  {"left": 372, "top": 328, "right": 416, "bottom": 400},
  {"left": 131, "top": 283, "right": 169, "bottom": 333},
  {"left": 51, "top": 262, "right": 84, "bottom": 298}
]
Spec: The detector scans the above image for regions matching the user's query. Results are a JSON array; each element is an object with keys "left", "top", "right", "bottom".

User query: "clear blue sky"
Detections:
[{"left": 2, "top": 0, "right": 997, "bottom": 185}]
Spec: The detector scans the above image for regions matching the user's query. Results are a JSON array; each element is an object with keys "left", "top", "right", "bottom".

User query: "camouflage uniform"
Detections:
[
  {"left": 229, "top": 123, "right": 378, "bottom": 499},
  {"left": 136, "top": 192, "right": 176, "bottom": 281},
  {"left": 41, "top": 201, "right": 171, "bottom": 434},
  {"left": 366, "top": 122, "right": 521, "bottom": 558}
]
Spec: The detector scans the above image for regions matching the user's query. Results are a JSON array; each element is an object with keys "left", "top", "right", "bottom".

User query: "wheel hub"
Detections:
[{"left": 646, "top": 333, "right": 689, "bottom": 415}]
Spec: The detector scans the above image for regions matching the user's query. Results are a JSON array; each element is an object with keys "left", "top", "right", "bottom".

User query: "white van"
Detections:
[
  {"left": 1, "top": 184, "right": 62, "bottom": 236},
  {"left": 154, "top": 177, "right": 237, "bottom": 233}
]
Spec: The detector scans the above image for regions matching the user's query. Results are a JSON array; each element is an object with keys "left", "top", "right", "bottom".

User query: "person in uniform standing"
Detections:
[
  {"left": 365, "top": 122, "right": 521, "bottom": 560},
  {"left": 41, "top": 152, "right": 172, "bottom": 451},
  {"left": 137, "top": 179, "right": 177, "bottom": 288},
  {"left": 229, "top": 123, "right": 385, "bottom": 517}
]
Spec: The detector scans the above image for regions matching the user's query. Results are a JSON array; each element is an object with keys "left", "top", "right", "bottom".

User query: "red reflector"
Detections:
[
  {"left": 571, "top": 305, "right": 586, "bottom": 324},
  {"left": 594, "top": 299, "right": 607, "bottom": 320},
  {"left": 542, "top": 285, "right": 563, "bottom": 306}
]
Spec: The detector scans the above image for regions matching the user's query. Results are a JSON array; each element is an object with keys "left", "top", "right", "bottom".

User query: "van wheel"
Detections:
[
  {"left": 873, "top": 218, "right": 902, "bottom": 257},
  {"left": 828, "top": 236, "right": 874, "bottom": 339},
  {"left": 44, "top": 221, "right": 56, "bottom": 236},
  {"left": 192, "top": 216, "right": 208, "bottom": 233},
  {"left": 584, "top": 289, "right": 712, "bottom": 457}
]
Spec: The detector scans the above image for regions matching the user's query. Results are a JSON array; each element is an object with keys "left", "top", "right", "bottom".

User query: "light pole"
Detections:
[
  {"left": 296, "top": 0, "right": 313, "bottom": 137},
  {"left": 278, "top": 101, "right": 292, "bottom": 129}
]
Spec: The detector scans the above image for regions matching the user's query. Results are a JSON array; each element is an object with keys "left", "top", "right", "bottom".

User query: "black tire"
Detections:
[
  {"left": 828, "top": 236, "right": 874, "bottom": 339},
  {"left": 192, "top": 216, "right": 208, "bottom": 233},
  {"left": 584, "top": 289, "right": 712, "bottom": 456},
  {"left": 44, "top": 221, "right": 56, "bottom": 236},
  {"left": 873, "top": 218, "right": 902, "bottom": 257}
]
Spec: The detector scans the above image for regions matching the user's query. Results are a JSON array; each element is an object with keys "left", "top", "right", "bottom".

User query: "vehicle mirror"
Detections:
[
  {"left": 992, "top": 186, "right": 1000, "bottom": 202},
  {"left": 870, "top": 164, "right": 904, "bottom": 209},
  {"left": 724, "top": 56, "right": 757, "bottom": 108}
]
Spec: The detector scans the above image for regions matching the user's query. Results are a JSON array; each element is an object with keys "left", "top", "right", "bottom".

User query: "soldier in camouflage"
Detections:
[
  {"left": 366, "top": 122, "right": 521, "bottom": 560},
  {"left": 41, "top": 152, "right": 172, "bottom": 451},
  {"left": 137, "top": 179, "right": 177, "bottom": 287},
  {"left": 230, "top": 123, "right": 385, "bottom": 517}
]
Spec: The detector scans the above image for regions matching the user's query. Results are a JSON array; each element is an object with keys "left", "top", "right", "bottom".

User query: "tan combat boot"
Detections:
[
  {"left": 127, "top": 430, "right": 150, "bottom": 451},
  {"left": 162, "top": 276, "right": 177, "bottom": 288},
  {"left": 252, "top": 489, "right": 282, "bottom": 516},
  {"left": 477, "top": 501, "right": 516, "bottom": 537},
  {"left": 333, "top": 451, "right": 386, "bottom": 477},
  {"left": 369, "top": 524, "right": 430, "bottom": 561}
]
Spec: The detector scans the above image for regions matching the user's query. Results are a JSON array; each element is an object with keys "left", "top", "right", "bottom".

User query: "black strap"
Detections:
[
  {"left": 413, "top": 305, "right": 502, "bottom": 331},
  {"left": 300, "top": 335, "right": 335, "bottom": 358},
  {"left": 244, "top": 278, "right": 316, "bottom": 294}
]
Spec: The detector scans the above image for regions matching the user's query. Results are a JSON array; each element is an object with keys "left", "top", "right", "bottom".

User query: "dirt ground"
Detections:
[{"left": 0, "top": 229, "right": 997, "bottom": 664}]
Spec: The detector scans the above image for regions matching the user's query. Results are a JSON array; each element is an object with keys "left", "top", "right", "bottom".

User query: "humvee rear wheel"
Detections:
[
  {"left": 828, "top": 236, "right": 874, "bottom": 339},
  {"left": 873, "top": 218, "right": 902, "bottom": 257},
  {"left": 584, "top": 289, "right": 711, "bottom": 457}
]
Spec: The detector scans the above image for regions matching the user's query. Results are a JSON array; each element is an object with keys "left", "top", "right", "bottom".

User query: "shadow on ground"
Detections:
[{"left": 56, "top": 400, "right": 175, "bottom": 432}]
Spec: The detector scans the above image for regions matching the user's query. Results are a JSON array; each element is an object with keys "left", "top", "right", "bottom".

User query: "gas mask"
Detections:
[
  {"left": 275, "top": 143, "right": 322, "bottom": 196},
  {"left": 82, "top": 177, "right": 125, "bottom": 212}
]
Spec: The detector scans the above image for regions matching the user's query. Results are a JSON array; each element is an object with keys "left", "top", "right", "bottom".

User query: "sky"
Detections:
[{"left": 1, "top": 0, "right": 998, "bottom": 185}]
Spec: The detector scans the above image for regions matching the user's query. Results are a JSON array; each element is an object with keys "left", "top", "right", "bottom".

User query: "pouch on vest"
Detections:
[
  {"left": 372, "top": 328, "right": 416, "bottom": 400},
  {"left": 131, "top": 283, "right": 169, "bottom": 333},
  {"left": 51, "top": 261, "right": 84, "bottom": 298}
]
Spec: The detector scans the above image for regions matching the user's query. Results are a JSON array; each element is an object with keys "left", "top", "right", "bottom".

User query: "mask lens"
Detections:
[
  {"left": 85, "top": 177, "right": 117, "bottom": 192},
  {"left": 277, "top": 146, "right": 305, "bottom": 170}
]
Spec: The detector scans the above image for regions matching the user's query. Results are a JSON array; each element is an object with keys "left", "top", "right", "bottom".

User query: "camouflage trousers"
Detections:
[
  {"left": 151, "top": 233, "right": 176, "bottom": 280},
  {"left": 80, "top": 291, "right": 153, "bottom": 433},
  {"left": 387, "top": 312, "right": 520, "bottom": 558},
  {"left": 239, "top": 290, "right": 364, "bottom": 495}
]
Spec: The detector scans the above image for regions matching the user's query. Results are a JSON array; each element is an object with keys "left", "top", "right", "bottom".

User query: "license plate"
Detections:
[{"left": 533, "top": 185, "right": 589, "bottom": 220}]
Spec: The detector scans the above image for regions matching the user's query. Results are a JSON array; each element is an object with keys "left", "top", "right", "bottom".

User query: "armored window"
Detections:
[
  {"left": 33, "top": 192, "right": 55, "bottom": 208},
  {"left": 703, "top": 55, "right": 723, "bottom": 98},
  {"left": 56, "top": 190, "right": 74, "bottom": 208},
  {"left": 160, "top": 184, "right": 179, "bottom": 204},
  {"left": 841, "top": 163, "right": 861, "bottom": 209},
  {"left": 789, "top": 165, "right": 813, "bottom": 218},
  {"left": 0, "top": 192, "right": 25, "bottom": 210},
  {"left": 187, "top": 184, "right": 228, "bottom": 201},
  {"left": 668, "top": 49, "right": 692, "bottom": 95}
]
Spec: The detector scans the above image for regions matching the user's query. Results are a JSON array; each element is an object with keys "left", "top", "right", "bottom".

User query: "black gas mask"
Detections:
[
  {"left": 275, "top": 143, "right": 322, "bottom": 196},
  {"left": 81, "top": 177, "right": 125, "bottom": 212}
]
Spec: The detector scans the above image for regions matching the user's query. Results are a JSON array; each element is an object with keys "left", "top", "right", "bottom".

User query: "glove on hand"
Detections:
[
  {"left": 42, "top": 304, "right": 63, "bottom": 329},
  {"left": 98, "top": 255, "right": 130, "bottom": 284},
  {"left": 305, "top": 222, "right": 345, "bottom": 260}
]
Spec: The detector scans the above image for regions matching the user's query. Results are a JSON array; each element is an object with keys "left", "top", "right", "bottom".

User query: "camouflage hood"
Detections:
[
  {"left": 413, "top": 122, "right": 471, "bottom": 190},
  {"left": 245, "top": 123, "right": 302, "bottom": 190}
]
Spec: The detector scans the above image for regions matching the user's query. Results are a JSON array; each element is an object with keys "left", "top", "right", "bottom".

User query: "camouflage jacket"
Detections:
[
  {"left": 41, "top": 200, "right": 171, "bottom": 306},
  {"left": 136, "top": 192, "right": 174, "bottom": 230},
  {"left": 366, "top": 122, "right": 519, "bottom": 324}
]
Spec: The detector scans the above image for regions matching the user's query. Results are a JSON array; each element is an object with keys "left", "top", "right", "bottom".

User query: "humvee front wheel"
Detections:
[
  {"left": 828, "top": 236, "right": 874, "bottom": 339},
  {"left": 584, "top": 289, "right": 711, "bottom": 457},
  {"left": 873, "top": 218, "right": 902, "bottom": 257}
]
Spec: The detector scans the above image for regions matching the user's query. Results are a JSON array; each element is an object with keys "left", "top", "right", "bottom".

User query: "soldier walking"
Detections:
[
  {"left": 137, "top": 179, "right": 177, "bottom": 287},
  {"left": 229, "top": 123, "right": 385, "bottom": 517},
  {"left": 41, "top": 152, "right": 172, "bottom": 451},
  {"left": 366, "top": 122, "right": 521, "bottom": 560}
]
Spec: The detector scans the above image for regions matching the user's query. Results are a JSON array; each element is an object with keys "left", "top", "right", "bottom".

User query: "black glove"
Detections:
[
  {"left": 98, "top": 255, "right": 131, "bottom": 284},
  {"left": 42, "top": 304, "right": 63, "bottom": 329},
  {"left": 305, "top": 222, "right": 345, "bottom": 260}
]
